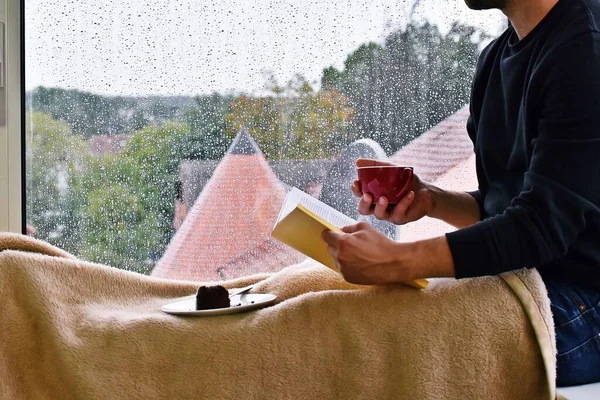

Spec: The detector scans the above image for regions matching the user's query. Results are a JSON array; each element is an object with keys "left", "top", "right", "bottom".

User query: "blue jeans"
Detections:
[{"left": 545, "top": 279, "right": 600, "bottom": 387}]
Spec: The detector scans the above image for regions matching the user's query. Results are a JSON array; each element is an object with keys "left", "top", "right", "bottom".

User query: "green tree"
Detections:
[
  {"left": 282, "top": 76, "right": 354, "bottom": 158},
  {"left": 28, "top": 87, "right": 133, "bottom": 138},
  {"left": 25, "top": 112, "right": 86, "bottom": 249},
  {"left": 69, "top": 123, "right": 192, "bottom": 272},
  {"left": 121, "top": 123, "right": 191, "bottom": 237},
  {"left": 182, "top": 93, "right": 231, "bottom": 160},
  {"left": 321, "top": 22, "right": 484, "bottom": 154},
  {"left": 224, "top": 75, "right": 353, "bottom": 160},
  {"left": 27, "top": 87, "right": 197, "bottom": 138},
  {"left": 224, "top": 94, "right": 283, "bottom": 159}
]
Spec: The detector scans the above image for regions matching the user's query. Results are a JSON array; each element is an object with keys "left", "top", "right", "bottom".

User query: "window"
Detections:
[
  {"left": 23, "top": 1, "right": 505, "bottom": 280},
  {"left": 0, "top": 0, "right": 22, "bottom": 234}
]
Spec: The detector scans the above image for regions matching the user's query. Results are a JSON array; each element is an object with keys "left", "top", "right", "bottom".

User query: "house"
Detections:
[
  {"left": 176, "top": 158, "right": 334, "bottom": 220},
  {"left": 389, "top": 105, "right": 472, "bottom": 182},
  {"left": 87, "top": 134, "right": 131, "bottom": 157},
  {"left": 152, "top": 130, "right": 306, "bottom": 281}
]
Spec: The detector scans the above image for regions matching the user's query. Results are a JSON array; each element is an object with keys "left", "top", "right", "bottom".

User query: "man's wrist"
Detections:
[
  {"left": 388, "top": 241, "right": 419, "bottom": 283},
  {"left": 422, "top": 186, "right": 481, "bottom": 229},
  {"left": 424, "top": 183, "right": 443, "bottom": 219},
  {"left": 389, "top": 237, "right": 455, "bottom": 283}
]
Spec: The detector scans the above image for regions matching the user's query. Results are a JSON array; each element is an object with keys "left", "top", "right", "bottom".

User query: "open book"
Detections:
[{"left": 271, "top": 188, "right": 428, "bottom": 290}]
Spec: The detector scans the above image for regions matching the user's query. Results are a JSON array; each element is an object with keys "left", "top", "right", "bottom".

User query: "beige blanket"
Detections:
[{"left": 0, "top": 233, "right": 556, "bottom": 399}]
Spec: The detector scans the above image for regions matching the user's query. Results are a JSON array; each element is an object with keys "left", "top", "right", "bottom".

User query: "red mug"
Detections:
[{"left": 357, "top": 166, "right": 414, "bottom": 205}]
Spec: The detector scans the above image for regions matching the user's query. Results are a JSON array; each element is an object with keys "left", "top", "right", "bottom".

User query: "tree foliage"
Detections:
[
  {"left": 72, "top": 123, "right": 191, "bottom": 272},
  {"left": 28, "top": 117, "right": 193, "bottom": 273},
  {"left": 25, "top": 112, "right": 86, "bottom": 246},
  {"left": 181, "top": 94, "right": 231, "bottom": 160},
  {"left": 322, "top": 22, "right": 484, "bottom": 154},
  {"left": 224, "top": 75, "right": 353, "bottom": 160},
  {"left": 27, "top": 87, "right": 193, "bottom": 138}
]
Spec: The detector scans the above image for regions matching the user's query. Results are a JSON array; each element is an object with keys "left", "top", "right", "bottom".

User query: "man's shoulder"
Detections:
[
  {"left": 577, "top": 0, "right": 600, "bottom": 30},
  {"left": 544, "top": 23, "right": 600, "bottom": 68},
  {"left": 549, "top": 0, "right": 600, "bottom": 50}
]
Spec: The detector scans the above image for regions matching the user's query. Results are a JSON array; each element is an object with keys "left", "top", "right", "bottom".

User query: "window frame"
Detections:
[{"left": 0, "top": 0, "right": 23, "bottom": 234}]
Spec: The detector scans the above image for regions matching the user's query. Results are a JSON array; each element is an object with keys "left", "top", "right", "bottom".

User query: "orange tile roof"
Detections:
[
  {"left": 87, "top": 134, "right": 131, "bottom": 157},
  {"left": 217, "top": 237, "right": 306, "bottom": 280},
  {"left": 152, "top": 131, "right": 304, "bottom": 281},
  {"left": 398, "top": 154, "right": 478, "bottom": 243},
  {"left": 389, "top": 105, "right": 472, "bottom": 182}
]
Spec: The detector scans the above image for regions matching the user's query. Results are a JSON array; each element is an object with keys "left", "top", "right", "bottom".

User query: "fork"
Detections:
[{"left": 228, "top": 285, "right": 253, "bottom": 297}]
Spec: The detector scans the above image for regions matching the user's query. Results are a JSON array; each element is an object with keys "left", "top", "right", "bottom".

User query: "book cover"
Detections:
[{"left": 272, "top": 188, "right": 428, "bottom": 290}]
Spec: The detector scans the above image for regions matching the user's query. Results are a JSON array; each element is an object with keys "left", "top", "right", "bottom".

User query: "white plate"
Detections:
[{"left": 161, "top": 293, "right": 277, "bottom": 316}]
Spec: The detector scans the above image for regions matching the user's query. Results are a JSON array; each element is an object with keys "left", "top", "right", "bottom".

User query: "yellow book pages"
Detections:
[
  {"left": 272, "top": 204, "right": 341, "bottom": 271},
  {"left": 272, "top": 190, "right": 428, "bottom": 290}
]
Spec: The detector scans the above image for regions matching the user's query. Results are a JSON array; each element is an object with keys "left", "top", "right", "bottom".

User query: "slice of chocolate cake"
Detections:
[{"left": 196, "top": 285, "right": 230, "bottom": 310}]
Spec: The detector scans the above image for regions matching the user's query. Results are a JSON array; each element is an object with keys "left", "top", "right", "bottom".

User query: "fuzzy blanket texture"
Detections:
[{"left": 0, "top": 233, "right": 556, "bottom": 399}]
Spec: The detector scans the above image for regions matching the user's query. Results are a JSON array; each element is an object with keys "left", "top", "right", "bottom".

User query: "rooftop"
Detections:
[
  {"left": 389, "top": 105, "right": 472, "bottom": 182},
  {"left": 87, "top": 134, "right": 131, "bottom": 157},
  {"left": 152, "top": 130, "right": 303, "bottom": 281}
]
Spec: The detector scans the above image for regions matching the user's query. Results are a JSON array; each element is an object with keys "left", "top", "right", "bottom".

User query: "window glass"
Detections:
[{"left": 25, "top": 0, "right": 505, "bottom": 279}]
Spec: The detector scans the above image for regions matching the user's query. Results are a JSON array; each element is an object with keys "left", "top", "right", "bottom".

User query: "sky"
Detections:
[{"left": 25, "top": 0, "right": 506, "bottom": 97}]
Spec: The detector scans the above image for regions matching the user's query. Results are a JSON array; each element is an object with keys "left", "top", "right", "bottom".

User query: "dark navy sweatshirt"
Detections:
[{"left": 445, "top": 0, "right": 600, "bottom": 289}]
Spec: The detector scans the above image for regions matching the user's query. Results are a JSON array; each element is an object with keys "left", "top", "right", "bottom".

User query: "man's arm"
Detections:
[
  {"left": 447, "top": 33, "right": 600, "bottom": 279},
  {"left": 328, "top": 34, "right": 600, "bottom": 285},
  {"left": 424, "top": 184, "right": 481, "bottom": 229},
  {"left": 401, "top": 236, "right": 456, "bottom": 281},
  {"left": 322, "top": 223, "right": 455, "bottom": 285}
]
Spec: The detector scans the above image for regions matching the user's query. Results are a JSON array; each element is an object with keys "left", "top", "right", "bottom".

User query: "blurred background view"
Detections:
[{"left": 25, "top": 0, "right": 505, "bottom": 280}]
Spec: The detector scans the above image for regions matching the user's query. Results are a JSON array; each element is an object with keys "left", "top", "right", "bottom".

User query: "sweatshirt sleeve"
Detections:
[
  {"left": 467, "top": 190, "right": 485, "bottom": 221},
  {"left": 464, "top": 104, "right": 487, "bottom": 221},
  {"left": 446, "top": 33, "right": 600, "bottom": 279}
]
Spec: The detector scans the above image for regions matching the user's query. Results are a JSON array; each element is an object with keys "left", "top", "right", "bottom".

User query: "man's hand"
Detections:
[
  {"left": 321, "top": 222, "right": 413, "bottom": 285},
  {"left": 322, "top": 222, "right": 456, "bottom": 285},
  {"left": 352, "top": 158, "right": 481, "bottom": 229},
  {"left": 352, "top": 158, "right": 434, "bottom": 225}
]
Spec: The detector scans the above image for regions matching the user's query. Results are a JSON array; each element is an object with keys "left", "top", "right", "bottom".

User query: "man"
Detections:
[{"left": 322, "top": 0, "right": 600, "bottom": 387}]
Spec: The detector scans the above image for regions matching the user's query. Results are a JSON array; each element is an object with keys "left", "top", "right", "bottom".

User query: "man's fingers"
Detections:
[
  {"left": 341, "top": 221, "right": 369, "bottom": 234},
  {"left": 356, "top": 158, "right": 396, "bottom": 168},
  {"left": 373, "top": 196, "right": 390, "bottom": 220},
  {"left": 357, "top": 193, "right": 374, "bottom": 215},
  {"left": 351, "top": 180, "right": 362, "bottom": 198},
  {"left": 389, "top": 191, "right": 416, "bottom": 223},
  {"left": 326, "top": 244, "right": 337, "bottom": 259},
  {"left": 321, "top": 229, "right": 345, "bottom": 246},
  {"left": 326, "top": 245, "right": 340, "bottom": 272},
  {"left": 341, "top": 223, "right": 359, "bottom": 234}
]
